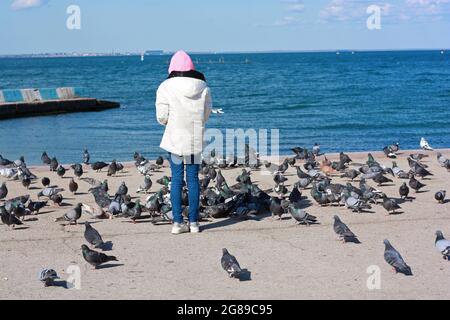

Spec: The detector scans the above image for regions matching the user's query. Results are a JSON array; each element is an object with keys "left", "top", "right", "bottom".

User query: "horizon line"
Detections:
[{"left": 0, "top": 48, "right": 448, "bottom": 57}]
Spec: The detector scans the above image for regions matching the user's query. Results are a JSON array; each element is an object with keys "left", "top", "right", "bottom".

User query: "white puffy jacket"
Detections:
[{"left": 156, "top": 76, "right": 212, "bottom": 156}]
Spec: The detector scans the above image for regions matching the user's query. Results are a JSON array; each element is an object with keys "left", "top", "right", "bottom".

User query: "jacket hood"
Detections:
[{"left": 167, "top": 77, "right": 207, "bottom": 99}]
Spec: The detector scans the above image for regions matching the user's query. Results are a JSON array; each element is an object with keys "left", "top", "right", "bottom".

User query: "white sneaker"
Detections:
[
  {"left": 190, "top": 222, "right": 201, "bottom": 233},
  {"left": 171, "top": 223, "right": 190, "bottom": 235}
]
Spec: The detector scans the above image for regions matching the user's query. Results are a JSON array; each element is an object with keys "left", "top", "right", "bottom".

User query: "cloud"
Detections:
[
  {"left": 273, "top": 16, "right": 301, "bottom": 26},
  {"left": 11, "top": 0, "right": 49, "bottom": 11},
  {"left": 319, "top": 0, "right": 450, "bottom": 24},
  {"left": 282, "top": 0, "right": 305, "bottom": 12},
  {"left": 319, "top": 0, "right": 393, "bottom": 22}
]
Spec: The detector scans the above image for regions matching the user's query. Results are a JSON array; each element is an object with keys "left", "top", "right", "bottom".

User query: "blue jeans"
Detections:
[{"left": 169, "top": 153, "right": 200, "bottom": 224}]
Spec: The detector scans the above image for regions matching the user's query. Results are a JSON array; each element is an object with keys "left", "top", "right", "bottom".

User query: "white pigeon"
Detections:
[
  {"left": 212, "top": 108, "right": 224, "bottom": 114},
  {"left": 435, "top": 231, "right": 450, "bottom": 260},
  {"left": 420, "top": 138, "right": 433, "bottom": 151}
]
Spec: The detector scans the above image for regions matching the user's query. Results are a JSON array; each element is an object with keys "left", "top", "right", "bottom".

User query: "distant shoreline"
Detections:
[{"left": 0, "top": 48, "right": 448, "bottom": 59}]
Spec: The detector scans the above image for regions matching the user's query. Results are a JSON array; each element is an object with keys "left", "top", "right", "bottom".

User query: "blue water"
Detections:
[{"left": 0, "top": 51, "right": 449, "bottom": 165}]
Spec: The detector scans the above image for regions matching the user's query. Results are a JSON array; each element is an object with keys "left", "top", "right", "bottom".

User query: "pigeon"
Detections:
[
  {"left": 0, "top": 155, "right": 13, "bottom": 166},
  {"left": 54, "top": 203, "right": 82, "bottom": 224},
  {"left": 372, "top": 174, "right": 393, "bottom": 186},
  {"left": 156, "top": 156, "right": 165, "bottom": 166},
  {"left": 0, "top": 205, "right": 23, "bottom": 228},
  {"left": 14, "top": 156, "right": 26, "bottom": 168},
  {"left": 82, "top": 204, "right": 109, "bottom": 220},
  {"left": 38, "top": 187, "right": 64, "bottom": 199},
  {"left": 121, "top": 200, "right": 142, "bottom": 223},
  {"left": 27, "top": 201, "right": 48, "bottom": 215},
  {"left": 50, "top": 194, "right": 63, "bottom": 206},
  {"left": 333, "top": 216, "right": 358, "bottom": 243},
  {"left": 221, "top": 248, "right": 243, "bottom": 279},
  {"left": 38, "top": 269, "right": 59, "bottom": 287},
  {"left": 435, "top": 190, "right": 446, "bottom": 204},
  {"left": 382, "top": 195, "right": 401, "bottom": 215},
  {"left": 50, "top": 157, "right": 59, "bottom": 172},
  {"left": 21, "top": 176, "right": 31, "bottom": 189},
  {"left": 288, "top": 187, "right": 303, "bottom": 205},
  {"left": 435, "top": 231, "right": 450, "bottom": 260},
  {"left": 107, "top": 160, "right": 118, "bottom": 177},
  {"left": 270, "top": 197, "right": 286, "bottom": 220},
  {"left": 0, "top": 183, "right": 8, "bottom": 200},
  {"left": 341, "top": 169, "right": 360, "bottom": 181},
  {"left": 136, "top": 175, "right": 152, "bottom": 194},
  {"left": 392, "top": 162, "right": 410, "bottom": 179},
  {"left": 116, "top": 182, "right": 128, "bottom": 197},
  {"left": 81, "top": 245, "right": 118, "bottom": 269},
  {"left": 312, "top": 143, "right": 321, "bottom": 156},
  {"left": 56, "top": 165, "right": 67, "bottom": 178},
  {"left": 0, "top": 168, "right": 17, "bottom": 179},
  {"left": 41, "top": 152, "right": 51, "bottom": 165},
  {"left": 383, "top": 146, "right": 397, "bottom": 159},
  {"left": 288, "top": 205, "right": 317, "bottom": 226},
  {"left": 437, "top": 152, "right": 449, "bottom": 167},
  {"left": 383, "top": 240, "right": 413, "bottom": 276},
  {"left": 116, "top": 162, "right": 124, "bottom": 172},
  {"left": 273, "top": 173, "right": 288, "bottom": 185},
  {"left": 41, "top": 177, "right": 51, "bottom": 188},
  {"left": 216, "top": 170, "right": 226, "bottom": 189},
  {"left": 83, "top": 149, "right": 90, "bottom": 165},
  {"left": 84, "top": 222, "right": 105, "bottom": 249},
  {"left": 399, "top": 183, "right": 410, "bottom": 200},
  {"left": 72, "top": 164, "right": 83, "bottom": 179},
  {"left": 409, "top": 176, "right": 426, "bottom": 193},
  {"left": 420, "top": 137, "right": 433, "bottom": 151},
  {"left": 91, "top": 162, "right": 109, "bottom": 172},
  {"left": 69, "top": 178, "right": 78, "bottom": 195}
]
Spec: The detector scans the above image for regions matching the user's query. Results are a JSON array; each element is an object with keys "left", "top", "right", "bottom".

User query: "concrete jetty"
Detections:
[{"left": 0, "top": 87, "right": 120, "bottom": 120}]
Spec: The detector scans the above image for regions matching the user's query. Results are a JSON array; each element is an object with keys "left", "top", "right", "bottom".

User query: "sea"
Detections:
[{"left": 0, "top": 51, "right": 449, "bottom": 165}]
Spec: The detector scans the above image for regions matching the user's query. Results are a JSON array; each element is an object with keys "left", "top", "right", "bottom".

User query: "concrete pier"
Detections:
[{"left": 0, "top": 87, "right": 120, "bottom": 120}]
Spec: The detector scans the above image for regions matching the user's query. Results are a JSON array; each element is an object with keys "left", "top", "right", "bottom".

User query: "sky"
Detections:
[{"left": 0, "top": 0, "right": 449, "bottom": 54}]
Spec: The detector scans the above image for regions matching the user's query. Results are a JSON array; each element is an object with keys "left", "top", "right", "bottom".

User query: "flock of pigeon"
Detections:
[{"left": 0, "top": 137, "right": 449, "bottom": 286}]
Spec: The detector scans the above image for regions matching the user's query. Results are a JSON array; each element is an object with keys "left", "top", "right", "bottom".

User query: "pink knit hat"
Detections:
[{"left": 168, "top": 50, "right": 195, "bottom": 74}]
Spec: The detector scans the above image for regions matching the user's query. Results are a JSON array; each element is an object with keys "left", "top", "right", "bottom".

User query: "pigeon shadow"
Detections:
[
  {"left": 96, "top": 263, "right": 124, "bottom": 270},
  {"left": 415, "top": 190, "right": 430, "bottom": 194},
  {"left": 442, "top": 199, "right": 450, "bottom": 204},
  {"left": 49, "top": 280, "right": 72, "bottom": 289},
  {"left": 344, "top": 237, "right": 362, "bottom": 244},
  {"left": 99, "top": 241, "right": 114, "bottom": 251},
  {"left": 238, "top": 269, "right": 252, "bottom": 282},
  {"left": 59, "top": 203, "right": 72, "bottom": 207},
  {"left": 24, "top": 217, "right": 39, "bottom": 222},
  {"left": 28, "top": 187, "right": 41, "bottom": 190},
  {"left": 11, "top": 226, "right": 30, "bottom": 231}
]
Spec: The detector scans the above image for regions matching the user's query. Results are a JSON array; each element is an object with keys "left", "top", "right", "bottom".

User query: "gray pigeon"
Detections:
[
  {"left": 0, "top": 206, "right": 23, "bottom": 228},
  {"left": 38, "top": 268, "right": 59, "bottom": 287},
  {"left": 435, "top": 231, "right": 450, "bottom": 260},
  {"left": 136, "top": 175, "right": 152, "bottom": 194},
  {"left": 221, "top": 248, "right": 243, "bottom": 279},
  {"left": 81, "top": 245, "right": 118, "bottom": 269},
  {"left": 399, "top": 183, "right": 410, "bottom": 200},
  {"left": 383, "top": 240, "right": 413, "bottom": 276},
  {"left": 69, "top": 178, "right": 78, "bottom": 195},
  {"left": 84, "top": 222, "right": 104, "bottom": 249},
  {"left": 38, "top": 187, "right": 64, "bottom": 199},
  {"left": 333, "top": 216, "right": 358, "bottom": 243},
  {"left": 288, "top": 205, "right": 317, "bottom": 226},
  {"left": 54, "top": 203, "right": 82, "bottom": 224},
  {"left": 83, "top": 149, "right": 90, "bottom": 165},
  {"left": 382, "top": 195, "right": 401, "bottom": 215},
  {"left": 435, "top": 190, "right": 446, "bottom": 204},
  {"left": 0, "top": 182, "right": 8, "bottom": 200}
]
